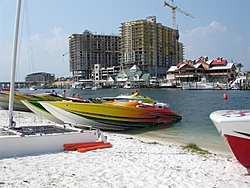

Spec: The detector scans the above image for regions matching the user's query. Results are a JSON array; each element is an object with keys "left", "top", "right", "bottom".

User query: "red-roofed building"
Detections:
[
  {"left": 166, "top": 56, "right": 237, "bottom": 86},
  {"left": 211, "top": 57, "right": 227, "bottom": 66}
]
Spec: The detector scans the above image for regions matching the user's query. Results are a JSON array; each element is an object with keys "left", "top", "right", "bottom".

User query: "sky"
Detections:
[{"left": 0, "top": 0, "right": 249, "bottom": 82}]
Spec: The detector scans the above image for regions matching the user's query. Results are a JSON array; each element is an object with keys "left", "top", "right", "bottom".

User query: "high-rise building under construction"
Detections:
[
  {"left": 69, "top": 30, "right": 121, "bottom": 81},
  {"left": 120, "top": 16, "right": 183, "bottom": 78},
  {"left": 68, "top": 16, "right": 184, "bottom": 80}
]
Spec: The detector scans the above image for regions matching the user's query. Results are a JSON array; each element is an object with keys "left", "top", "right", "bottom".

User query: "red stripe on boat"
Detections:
[{"left": 225, "top": 134, "right": 250, "bottom": 171}]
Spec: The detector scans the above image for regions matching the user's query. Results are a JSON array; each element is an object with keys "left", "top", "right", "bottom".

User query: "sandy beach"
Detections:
[{"left": 0, "top": 110, "right": 250, "bottom": 188}]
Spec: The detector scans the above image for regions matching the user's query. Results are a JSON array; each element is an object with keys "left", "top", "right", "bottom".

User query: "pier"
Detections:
[{"left": 0, "top": 81, "right": 30, "bottom": 89}]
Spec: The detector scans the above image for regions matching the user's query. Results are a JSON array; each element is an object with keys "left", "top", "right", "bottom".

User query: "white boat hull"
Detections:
[
  {"left": 159, "top": 83, "right": 176, "bottom": 88},
  {"left": 210, "top": 110, "right": 250, "bottom": 137},
  {"left": 39, "top": 102, "right": 125, "bottom": 130},
  {"left": 21, "top": 100, "right": 64, "bottom": 124},
  {"left": 0, "top": 125, "right": 99, "bottom": 158}
]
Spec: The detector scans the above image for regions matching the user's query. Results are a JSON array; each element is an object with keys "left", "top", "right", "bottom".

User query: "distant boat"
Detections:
[
  {"left": 124, "top": 82, "right": 137, "bottom": 89},
  {"left": 91, "top": 85, "right": 101, "bottom": 90},
  {"left": 159, "top": 82, "right": 176, "bottom": 88},
  {"left": 210, "top": 110, "right": 250, "bottom": 173},
  {"left": 228, "top": 73, "right": 249, "bottom": 90},
  {"left": 29, "top": 86, "right": 37, "bottom": 90},
  {"left": 71, "top": 82, "right": 83, "bottom": 89},
  {"left": 73, "top": 79, "right": 94, "bottom": 90},
  {"left": 1, "top": 88, "right": 18, "bottom": 92},
  {"left": 83, "top": 85, "right": 93, "bottom": 90}
]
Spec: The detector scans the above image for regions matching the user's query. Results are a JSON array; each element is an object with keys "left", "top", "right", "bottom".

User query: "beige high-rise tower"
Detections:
[{"left": 120, "top": 16, "right": 183, "bottom": 78}]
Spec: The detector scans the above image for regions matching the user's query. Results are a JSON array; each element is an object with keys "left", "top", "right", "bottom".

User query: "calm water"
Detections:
[{"left": 19, "top": 88, "right": 250, "bottom": 154}]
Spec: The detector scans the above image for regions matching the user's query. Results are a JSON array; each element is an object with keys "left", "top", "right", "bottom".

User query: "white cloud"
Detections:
[
  {"left": 45, "top": 27, "right": 69, "bottom": 55},
  {"left": 0, "top": 28, "right": 71, "bottom": 81},
  {"left": 208, "top": 21, "right": 227, "bottom": 33},
  {"left": 30, "top": 33, "right": 40, "bottom": 41},
  {"left": 180, "top": 21, "right": 228, "bottom": 60},
  {"left": 188, "top": 21, "right": 227, "bottom": 39}
]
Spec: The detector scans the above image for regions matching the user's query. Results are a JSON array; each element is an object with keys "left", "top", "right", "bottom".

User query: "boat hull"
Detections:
[
  {"left": 159, "top": 83, "right": 176, "bottom": 88},
  {"left": 0, "top": 92, "right": 30, "bottom": 112},
  {"left": 0, "top": 92, "right": 63, "bottom": 112},
  {"left": 210, "top": 110, "right": 250, "bottom": 172},
  {"left": 0, "top": 125, "right": 99, "bottom": 158},
  {"left": 225, "top": 134, "right": 250, "bottom": 172},
  {"left": 40, "top": 101, "right": 181, "bottom": 130},
  {"left": 21, "top": 100, "right": 64, "bottom": 124}
]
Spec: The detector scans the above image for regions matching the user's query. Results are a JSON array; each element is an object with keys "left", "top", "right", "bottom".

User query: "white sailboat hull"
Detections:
[{"left": 0, "top": 126, "right": 99, "bottom": 158}]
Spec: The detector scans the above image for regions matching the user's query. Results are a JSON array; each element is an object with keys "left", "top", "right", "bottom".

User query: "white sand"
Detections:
[{"left": 0, "top": 110, "right": 250, "bottom": 188}]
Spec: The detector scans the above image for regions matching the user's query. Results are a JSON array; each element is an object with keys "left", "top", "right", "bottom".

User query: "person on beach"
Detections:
[
  {"left": 62, "top": 90, "right": 66, "bottom": 98},
  {"left": 52, "top": 90, "right": 57, "bottom": 95}
]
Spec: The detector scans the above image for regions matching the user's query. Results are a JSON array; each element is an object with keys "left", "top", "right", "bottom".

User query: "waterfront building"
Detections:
[
  {"left": 107, "top": 65, "right": 150, "bottom": 88},
  {"left": 93, "top": 64, "right": 120, "bottom": 82},
  {"left": 96, "top": 64, "right": 150, "bottom": 88},
  {"left": 166, "top": 56, "right": 237, "bottom": 86},
  {"left": 120, "top": 16, "right": 184, "bottom": 78},
  {"left": 69, "top": 30, "right": 121, "bottom": 82},
  {"left": 25, "top": 72, "right": 55, "bottom": 84}
]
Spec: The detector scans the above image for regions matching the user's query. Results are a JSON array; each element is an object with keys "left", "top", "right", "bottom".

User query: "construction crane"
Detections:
[
  {"left": 163, "top": 0, "right": 194, "bottom": 30},
  {"left": 163, "top": 0, "right": 194, "bottom": 66},
  {"left": 62, "top": 51, "right": 69, "bottom": 56}
]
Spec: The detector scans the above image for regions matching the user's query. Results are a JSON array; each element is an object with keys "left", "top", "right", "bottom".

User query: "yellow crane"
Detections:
[
  {"left": 163, "top": 0, "right": 194, "bottom": 65},
  {"left": 163, "top": 0, "right": 194, "bottom": 30},
  {"left": 62, "top": 51, "right": 69, "bottom": 56}
]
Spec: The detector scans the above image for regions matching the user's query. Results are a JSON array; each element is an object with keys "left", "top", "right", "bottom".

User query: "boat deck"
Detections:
[{"left": 0, "top": 125, "right": 80, "bottom": 136}]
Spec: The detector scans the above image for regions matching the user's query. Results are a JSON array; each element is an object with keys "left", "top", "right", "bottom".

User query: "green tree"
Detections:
[{"left": 236, "top": 63, "right": 244, "bottom": 72}]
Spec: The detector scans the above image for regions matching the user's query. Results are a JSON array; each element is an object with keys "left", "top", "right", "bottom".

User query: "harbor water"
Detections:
[{"left": 19, "top": 88, "right": 250, "bottom": 154}]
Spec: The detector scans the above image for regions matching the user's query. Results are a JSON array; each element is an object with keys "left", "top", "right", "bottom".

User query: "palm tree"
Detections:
[{"left": 236, "top": 63, "right": 244, "bottom": 72}]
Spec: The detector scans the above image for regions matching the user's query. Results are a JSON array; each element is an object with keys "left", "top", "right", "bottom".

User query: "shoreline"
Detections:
[
  {"left": 138, "top": 131, "right": 233, "bottom": 154},
  {"left": 124, "top": 133, "right": 233, "bottom": 157},
  {"left": 0, "top": 110, "right": 250, "bottom": 187}
]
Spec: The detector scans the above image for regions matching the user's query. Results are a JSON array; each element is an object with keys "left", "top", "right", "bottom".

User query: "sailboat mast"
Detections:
[{"left": 8, "top": 0, "right": 22, "bottom": 128}]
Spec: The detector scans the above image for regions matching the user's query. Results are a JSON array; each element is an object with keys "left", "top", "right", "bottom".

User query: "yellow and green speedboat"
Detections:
[{"left": 39, "top": 100, "right": 182, "bottom": 130}]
